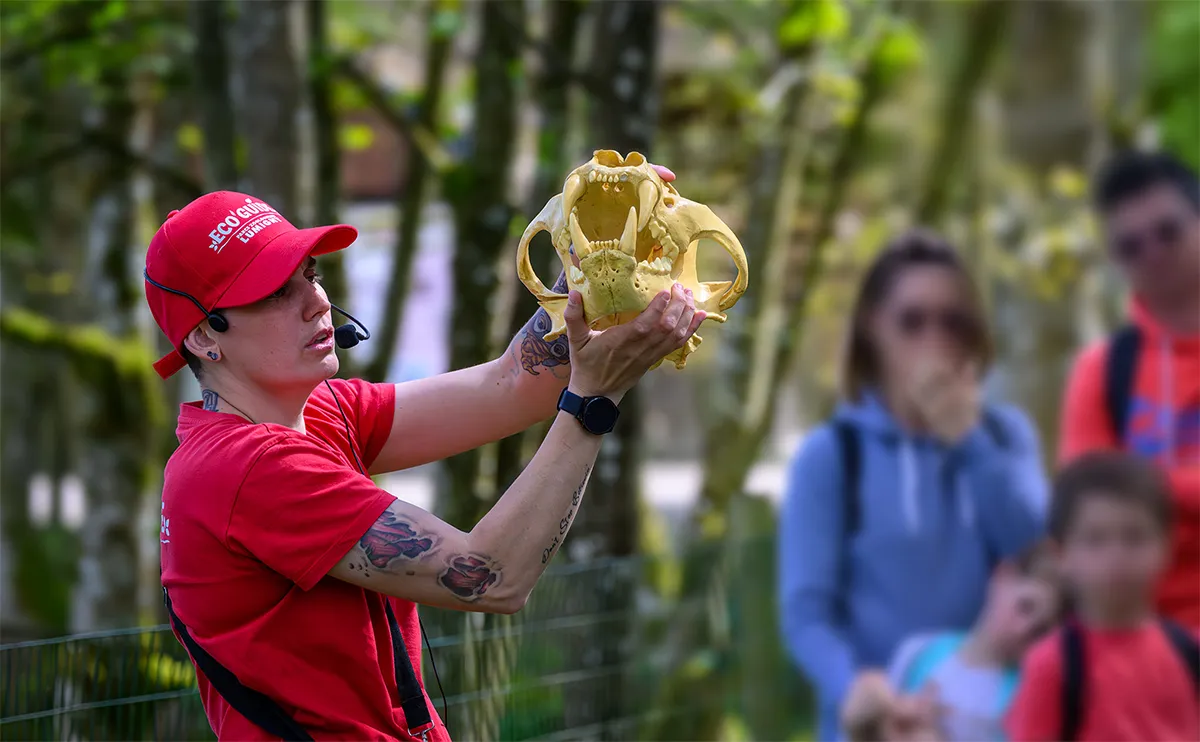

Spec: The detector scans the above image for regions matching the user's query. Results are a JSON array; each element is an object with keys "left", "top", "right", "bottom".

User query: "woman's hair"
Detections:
[{"left": 841, "top": 228, "right": 993, "bottom": 401}]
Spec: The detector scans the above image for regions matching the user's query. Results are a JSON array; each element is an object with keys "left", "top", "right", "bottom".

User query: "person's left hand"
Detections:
[
  {"left": 909, "top": 357, "right": 981, "bottom": 445},
  {"left": 651, "top": 164, "right": 675, "bottom": 182}
]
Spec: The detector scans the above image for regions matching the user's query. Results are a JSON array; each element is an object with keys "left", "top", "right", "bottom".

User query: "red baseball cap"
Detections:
[{"left": 144, "top": 191, "right": 357, "bottom": 379}]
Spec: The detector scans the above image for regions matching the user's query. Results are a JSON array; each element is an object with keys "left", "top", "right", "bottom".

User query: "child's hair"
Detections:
[{"left": 1050, "top": 451, "right": 1173, "bottom": 541}]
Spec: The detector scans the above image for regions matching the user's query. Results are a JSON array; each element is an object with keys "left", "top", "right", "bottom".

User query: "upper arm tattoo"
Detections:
[
  {"left": 351, "top": 508, "right": 503, "bottom": 604},
  {"left": 512, "top": 271, "right": 571, "bottom": 379}
]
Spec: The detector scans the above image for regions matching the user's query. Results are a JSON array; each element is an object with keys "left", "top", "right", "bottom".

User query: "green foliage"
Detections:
[
  {"left": 13, "top": 524, "right": 78, "bottom": 634},
  {"left": 339, "top": 122, "right": 376, "bottom": 151},
  {"left": 779, "top": 0, "right": 849, "bottom": 48},
  {"left": 1147, "top": 0, "right": 1200, "bottom": 167},
  {"left": 874, "top": 18, "right": 925, "bottom": 86}
]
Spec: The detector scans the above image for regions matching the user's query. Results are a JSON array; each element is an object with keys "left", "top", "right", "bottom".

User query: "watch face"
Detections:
[{"left": 581, "top": 397, "right": 619, "bottom": 434}]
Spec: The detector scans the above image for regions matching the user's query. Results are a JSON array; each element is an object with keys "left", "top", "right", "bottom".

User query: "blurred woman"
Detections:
[{"left": 777, "top": 230, "right": 1049, "bottom": 741}]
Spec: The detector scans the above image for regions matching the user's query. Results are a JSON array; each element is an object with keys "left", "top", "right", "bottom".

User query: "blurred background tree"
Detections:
[{"left": 1, "top": 0, "right": 1196, "bottom": 739}]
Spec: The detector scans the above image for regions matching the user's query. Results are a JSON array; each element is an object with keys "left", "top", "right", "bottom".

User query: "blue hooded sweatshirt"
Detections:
[{"left": 777, "top": 393, "right": 1049, "bottom": 741}]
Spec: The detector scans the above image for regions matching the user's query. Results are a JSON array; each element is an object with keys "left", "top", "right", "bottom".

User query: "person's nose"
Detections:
[{"left": 305, "top": 280, "right": 332, "bottom": 322}]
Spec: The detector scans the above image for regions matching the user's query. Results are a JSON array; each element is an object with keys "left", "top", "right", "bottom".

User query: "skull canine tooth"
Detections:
[
  {"left": 637, "top": 180, "right": 657, "bottom": 232},
  {"left": 562, "top": 173, "right": 586, "bottom": 224},
  {"left": 620, "top": 206, "right": 638, "bottom": 255},
  {"left": 569, "top": 212, "right": 591, "bottom": 256},
  {"left": 569, "top": 265, "right": 586, "bottom": 284}
]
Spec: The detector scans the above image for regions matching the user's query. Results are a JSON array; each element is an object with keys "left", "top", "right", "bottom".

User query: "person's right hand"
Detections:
[{"left": 564, "top": 282, "right": 704, "bottom": 401}]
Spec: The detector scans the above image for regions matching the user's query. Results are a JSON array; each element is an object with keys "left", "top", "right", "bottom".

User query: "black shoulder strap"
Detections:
[
  {"left": 1105, "top": 325, "right": 1142, "bottom": 443},
  {"left": 164, "top": 587, "right": 314, "bottom": 741},
  {"left": 1160, "top": 618, "right": 1200, "bottom": 695},
  {"left": 833, "top": 420, "right": 861, "bottom": 537},
  {"left": 1060, "top": 622, "right": 1086, "bottom": 742},
  {"left": 384, "top": 600, "right": 436, "bottom": 736},
  {"left": 165, "top": 588, "right": 434, "bottom": 740}
]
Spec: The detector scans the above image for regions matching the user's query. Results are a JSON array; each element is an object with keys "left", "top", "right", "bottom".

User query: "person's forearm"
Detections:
[{"left": 466, "top": 401, "right": 613, "bottom": 607}]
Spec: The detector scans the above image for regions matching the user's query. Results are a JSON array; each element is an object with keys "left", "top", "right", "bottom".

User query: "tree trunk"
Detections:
[
  {"left": 493, "top": 0, "right": 586, "bottom": 496},
  {"left": 645, "top": 20, "right": 818, "bottom": 741},
  {"left": 433, "top": 3, "right": 525, "bottom": 739},
  {"left": 231, "top": 0, "right": 300, "bottom": 215},
  {"left": 544, "top": 3, "right": 663, "bottom": 737},
  {"left": 992, "top": 0, "right": 1106, "bottom": 461},
  {"left": 72, "top": 66, "right": 148, "bottom": 632},
  {"left": 361, "top": 0, "right": 458, "bottom": 383},
  {"left": 189, "top": 0, "right": 238, "bottom": 191},
  {"left": 914, "top": 0, "right": 1015, "bottom": 225},
  {"left": 305, "top": 0, "right": 349, "bottom": 314}
]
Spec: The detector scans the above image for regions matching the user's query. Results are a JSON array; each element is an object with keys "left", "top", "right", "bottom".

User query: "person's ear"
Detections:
[{"left": 183, "top": 326, "right": 222, "bottom": 362}]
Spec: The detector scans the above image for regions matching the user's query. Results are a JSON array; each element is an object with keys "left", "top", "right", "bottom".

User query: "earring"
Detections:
[{"left": 207, "top": 351, "right": 219, "bottom": 361}]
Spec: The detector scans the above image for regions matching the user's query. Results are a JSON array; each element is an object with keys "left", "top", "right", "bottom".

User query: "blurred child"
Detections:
[
  {"left": 883, "top": 542, "right": 1062, "bottom": 741},
  {"left": 1006, "top": 451, "right": 1200, "bottom": 741}
]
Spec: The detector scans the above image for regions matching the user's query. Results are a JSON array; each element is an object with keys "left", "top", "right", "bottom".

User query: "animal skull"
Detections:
[{"left": 516, "top": 150, "right": 748, "bottom": 369}]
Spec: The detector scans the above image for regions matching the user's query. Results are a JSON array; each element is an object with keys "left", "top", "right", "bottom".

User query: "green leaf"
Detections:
[
  {"left": 875, "top": 20, "right": 924, "bottom": 80},
  {"left": 339, "top": 122, "right": 376, "bottom": 152},
  {"left": 778, "top": 0, "right": 848, "bottom": 48},
  {"left": 176, "top": 123, "right": 203, "bottom": 153},
  {"left": 430, "top": 8, "right": 462, "bottom": 39}
]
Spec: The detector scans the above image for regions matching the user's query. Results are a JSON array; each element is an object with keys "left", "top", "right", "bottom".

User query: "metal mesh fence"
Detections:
[{"left": 1, "top": 536, "right": 813, "bottom": 741}]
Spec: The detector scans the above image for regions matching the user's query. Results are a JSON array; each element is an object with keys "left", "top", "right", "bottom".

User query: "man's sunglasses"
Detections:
[
  {"left": 1111, "top": 216, "right": 1186, "bottom": 262},
  {"left": 894, "top": 307, "right": 975, "bottom": 339}
]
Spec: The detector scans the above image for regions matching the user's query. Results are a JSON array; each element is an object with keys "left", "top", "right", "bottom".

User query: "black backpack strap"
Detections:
[
  {"left": 1104, "top": 325, "right": 1142, "bottom": 443},
  {"left": 1060, "top": 622, "right": 1086, "bottom": 742},
  {"left": 833, "top": 420, "right": 861, "bottom": 538},
  {"left": 166, "top": 588, "right": 435, "bottom": 741},
  {"left": 1160, "top": 618, "right": 1200, "bottom": 695},
  {"left": 164, "top": 587, "right": 314, "bottom": 741},
  {"left": 384, "top": 599, "right": 436, "bottom": 738}
]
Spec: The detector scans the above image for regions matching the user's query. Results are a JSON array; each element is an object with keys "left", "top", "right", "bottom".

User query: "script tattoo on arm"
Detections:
[
  {"left": 512, "top": 271, "right": 571, "bottom": 379},
  {"left": 541, "top": 465, "right": 592, "bottom": 565},
  {"left": 202, "top": 389, "right": 220, "bottom": 411}
]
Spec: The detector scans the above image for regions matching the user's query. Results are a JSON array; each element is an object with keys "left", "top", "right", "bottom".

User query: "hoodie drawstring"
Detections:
[{"left": 899, "top": 439, "right": 920, "bottom": 534}]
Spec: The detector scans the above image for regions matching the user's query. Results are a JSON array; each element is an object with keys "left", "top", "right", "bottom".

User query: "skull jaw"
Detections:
[{"left": 573, "top": 250, "right": 676, "bottom": 328}]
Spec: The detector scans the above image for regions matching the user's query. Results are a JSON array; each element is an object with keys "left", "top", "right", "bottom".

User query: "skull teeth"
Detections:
[
  {"left": 569, "top": 265, "right": 586, "bottom": 285},
  {"left": 619, "top": 206, "right": 637, "bottom": 256},
  {"left": 637, "top": 256, "right": 673, "bottom": 276},
  {"left": 562, "top": 173, "right": 586, "bottom": 224}
]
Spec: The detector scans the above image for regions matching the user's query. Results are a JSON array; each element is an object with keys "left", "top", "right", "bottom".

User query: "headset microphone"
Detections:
[{"left": 330, "top": 304, "right": 371, "bottom": 349}]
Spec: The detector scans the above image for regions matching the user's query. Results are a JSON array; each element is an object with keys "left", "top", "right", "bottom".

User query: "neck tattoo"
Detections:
[
  {"left": 201, "top": 389, "right": 220, "bottom": 412},
  {"left": 200, "top": 388, "right": 256, "bottom": 423}
]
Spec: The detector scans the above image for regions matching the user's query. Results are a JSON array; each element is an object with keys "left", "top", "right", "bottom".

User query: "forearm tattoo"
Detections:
[
  {"left": 513, "top": 271, "right": 571, "bottom": 379},
  {"left": 541, "top": 465, "right": 592, "bottom": 565},
  {"left": 438, "top": 555, "right": 501, "bottom": 600},
  {"left": 351, "top": 509, "right": 502, "bottom": 603},
  {"left": 202, "top": 389, "right": 219, "bottom": 411}
]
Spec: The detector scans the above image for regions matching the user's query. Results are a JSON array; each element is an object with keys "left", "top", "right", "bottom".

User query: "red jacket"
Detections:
[{"left": 1059, "top": 300, "right": 1200, "bottom": 628}]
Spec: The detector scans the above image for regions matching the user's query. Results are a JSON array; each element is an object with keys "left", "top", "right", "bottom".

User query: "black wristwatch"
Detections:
[{"left": 557, "top": 388, "right": 620, "bottom": 435}]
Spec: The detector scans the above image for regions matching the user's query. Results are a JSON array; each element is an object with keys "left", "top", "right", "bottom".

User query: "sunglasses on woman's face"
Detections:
[
  {"left": 894, "top": 306, "right": 974, "bottom": 339},
  {"left": 1111, "top": 216, "right": 1186, "bottom": 263}
]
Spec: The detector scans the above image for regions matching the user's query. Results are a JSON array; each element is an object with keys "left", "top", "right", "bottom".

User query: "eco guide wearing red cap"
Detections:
[
  {"left": 143, "top": 190, "right": 358, "bottom": 380},
  {"left": 146, "top": 177, "right": 703, "bottom": 741}
]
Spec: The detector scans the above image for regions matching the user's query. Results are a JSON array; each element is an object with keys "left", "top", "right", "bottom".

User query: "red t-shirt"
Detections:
[
  {"left": 160, "top": 378, "right": 451, "bottom": 741},
  {"left": 1006, "top": 620, "right": 1200, "bottom": 741}
]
